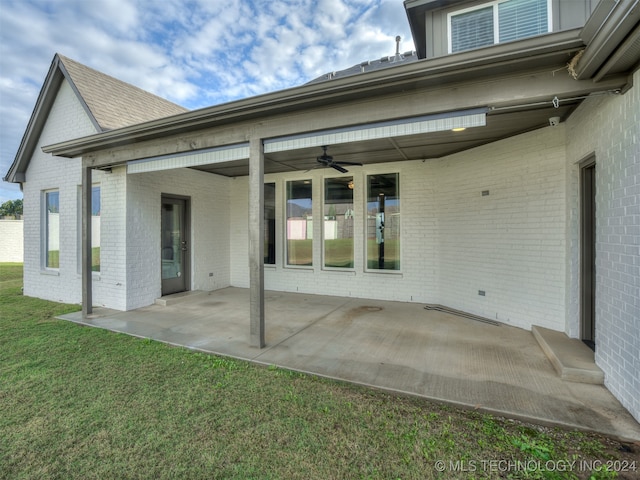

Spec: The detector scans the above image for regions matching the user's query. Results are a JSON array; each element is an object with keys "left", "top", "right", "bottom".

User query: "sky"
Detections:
[{"left": 0, "top": 0, "right": 415, "bottom": 204}]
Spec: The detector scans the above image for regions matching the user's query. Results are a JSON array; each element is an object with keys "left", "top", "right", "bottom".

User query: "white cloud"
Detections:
[{"left": 0, "top": 0, "right": 412, "bottom": 200}]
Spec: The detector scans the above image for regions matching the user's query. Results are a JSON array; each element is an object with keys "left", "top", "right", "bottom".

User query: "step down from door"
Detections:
[
  {"left": 155, "top": 290, "right": 206, "bottom": 307},
  {"left": 532, "top": 326, "right": 604, "bottom": 384}
]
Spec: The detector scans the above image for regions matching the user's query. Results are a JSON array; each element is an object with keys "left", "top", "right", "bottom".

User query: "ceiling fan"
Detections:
[{"left": 316, "top": 145, "right": 362, "bottom": 173}]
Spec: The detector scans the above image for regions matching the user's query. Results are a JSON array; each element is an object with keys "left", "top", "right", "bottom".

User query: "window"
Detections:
[
  {"left": 44, "top": 190, "right": 60, "bottom": 269},
  {"left": 324, "top": 177, "right": 354, "bottom": 268},
  {"left": 449, "top": 0, "right": 550, "bottom": 53},
  {"left": 286, "top": 180, "right": 313, "bottom": 266},
  {"left": 367, "top": 173, "right": 400, "bottom": 271},
  {"left": 264, "top": 183, "right": 276, "bottom": 265},
  {"left": 450, "top": 5, "right": 494, "bottom": 53},
  {"left": 77, "top": 185, "right": 101, "bottom": 272},
  {"left": 91, "top": 186, "right": 101, "bottom": 272}
]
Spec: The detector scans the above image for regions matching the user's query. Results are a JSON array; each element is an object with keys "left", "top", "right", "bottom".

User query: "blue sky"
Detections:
[{"left": 0, "top": 0, "right": 414, "bottom": 203}]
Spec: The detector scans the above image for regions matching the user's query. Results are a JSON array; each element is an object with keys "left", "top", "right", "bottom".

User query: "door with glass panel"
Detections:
[{"left": 161, "top": 196, "right": 190, "bottom": 295}]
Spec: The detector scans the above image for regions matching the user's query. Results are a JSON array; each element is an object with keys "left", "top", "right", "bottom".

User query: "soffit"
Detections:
[
  {"left": 575, "top": 0, "right": 640, "bottom": 80},
  {"left": 187, "top": 102, "right": 578, "bottom": 178}
]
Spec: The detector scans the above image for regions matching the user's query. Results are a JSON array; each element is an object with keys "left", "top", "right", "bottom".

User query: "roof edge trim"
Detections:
[
  {"left": 3, "top": 54, "right": 103, "bottom": 183},
  {"left": 44, "top": 30, "right": 583, "bottom": 159}
]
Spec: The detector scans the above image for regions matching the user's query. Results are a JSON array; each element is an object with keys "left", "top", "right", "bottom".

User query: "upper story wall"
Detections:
[{"left": 408, "top": 0, "right": 597, "bottom": 59}]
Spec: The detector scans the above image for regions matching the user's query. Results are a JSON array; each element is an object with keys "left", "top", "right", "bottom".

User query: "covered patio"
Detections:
[
  {"left": 59, "top": 289, "right": 640, "bottom": 442},
  {"left": 47, "top": 34, "right": 628, "bottom": 346}
]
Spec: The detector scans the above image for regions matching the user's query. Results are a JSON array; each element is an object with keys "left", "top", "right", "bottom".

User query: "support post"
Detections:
[
  {"left": 248, "top": 137, "right": 265, "bottom": 347},
  {"left": 81, "top": 163, "right": 93, "bottom": 317}
]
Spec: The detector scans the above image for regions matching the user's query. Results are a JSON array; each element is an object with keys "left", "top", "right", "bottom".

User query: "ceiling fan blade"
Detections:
[
  {"left": 336, "top": 161, "right": 363, "bottom": 166},
  {"left": 331, "top": 164, "right": 349, "bottom": 173}
]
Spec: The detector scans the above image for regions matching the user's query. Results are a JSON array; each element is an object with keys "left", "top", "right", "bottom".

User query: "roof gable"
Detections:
[
  {"left": 57, "top": 55, "right": 188, "bottom": 131},
  {"left": 4, "top": 53, "right": 187, "bottom": 183}
]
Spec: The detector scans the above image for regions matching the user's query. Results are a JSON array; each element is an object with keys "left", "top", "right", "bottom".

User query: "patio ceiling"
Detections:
[{"left": 187, "top": 101, "right": 578, "bottom": 177}]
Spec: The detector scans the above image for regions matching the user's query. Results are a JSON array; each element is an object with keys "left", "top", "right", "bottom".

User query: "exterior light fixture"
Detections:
[
  {"left": 451, "top": 127, "right": 466, "bottom": 132},
  {"left": 348, "top": 180, "right": 354, "bottom": 189}
]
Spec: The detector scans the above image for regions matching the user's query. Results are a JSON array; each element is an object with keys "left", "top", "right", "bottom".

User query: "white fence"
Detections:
[{"left": 0, "top": 220, "right": 24, "bottom": 262}]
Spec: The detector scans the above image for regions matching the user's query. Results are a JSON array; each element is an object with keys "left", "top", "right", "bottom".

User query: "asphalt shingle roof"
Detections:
[
  {"left": 307, "top": 51, "right": 420, "bottom": 85},
  {"left": 58, "top": 54, "right": 188, "bottom": 131}
]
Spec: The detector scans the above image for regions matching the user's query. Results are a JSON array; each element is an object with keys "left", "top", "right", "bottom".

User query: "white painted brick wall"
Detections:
[
  {"left": 0, "top": 220, "right": 23, "bottom": 262},
  {"left": 437, "top": 127, "right": 567, "bottom": 329},
  {"left": 20, "top": 75, "right": 232, "bottom": 312},
  {"left": 230, "top": 127, "right": 566, "bottom": 332},
  {"left": 94, "top": 167, "right": 128, "bottom": 310},
  {"left": 566, "top": 70, "right": 640, "bottom": 423},
  {"left": 125, "top": 168, "right": 231, "bottom": 310},
  {"left": 22, "top": 80, "right": 98, "bottom": 304}
]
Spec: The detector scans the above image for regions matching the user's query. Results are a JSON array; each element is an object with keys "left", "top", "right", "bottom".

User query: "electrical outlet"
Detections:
[
  {"left": 209, "top": 272, "right": 213, "bottom": 277},
  {"left": 478, "top": 290, "right": 486, "bottom": 296}
]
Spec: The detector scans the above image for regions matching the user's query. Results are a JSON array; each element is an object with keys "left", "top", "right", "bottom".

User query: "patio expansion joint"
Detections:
[{"left": 251, "top": 298, "right": 356, "bottom": 362}]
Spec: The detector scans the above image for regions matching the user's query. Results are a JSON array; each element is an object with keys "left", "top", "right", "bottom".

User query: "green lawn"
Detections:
[
  {"left": 325, "top": 238, "right": 354, "bottom": 268},
  {"left": 0, "top": 263, "right": 636, "bottom": 479},
  {"left": 287, "top": 239, "right": 313, "bottom": 265},
  {"left": 367, "top": 239, "right": 400, "bottom": 270},
  {"left": 45, "top": 247, "right": 100, "bottom": 271}
]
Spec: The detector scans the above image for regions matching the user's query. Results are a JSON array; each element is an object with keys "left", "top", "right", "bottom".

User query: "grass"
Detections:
[
  {"left": 1, "top": 263, "right": 637, "bottom": 479},
  {"left": 367, "top": 239, "right": 400, "bottom": 270},
  {"left": 46, "top": 248, "right": 101, "bottom": 271},
  {"left": 325, "top": 238, "right": 354, "bottom": 268},
  {"left": 287, "top": 239, "right": 313, "bottom": 265}
]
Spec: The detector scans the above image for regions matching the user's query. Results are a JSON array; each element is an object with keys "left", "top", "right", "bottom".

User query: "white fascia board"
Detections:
[
  {"left": 264, "top": 108, "right": 488, "bottom": 153},
  {"left": 127, "top": 143, "right": 250, "bottom": 174}
]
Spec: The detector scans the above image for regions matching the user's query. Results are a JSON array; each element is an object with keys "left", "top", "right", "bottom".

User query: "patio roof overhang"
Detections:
[
  {"left": 43, "top": 29, "right": 632, "bottom": 179},
  {"left": 126, "top": 108, "right": 488, "bottom": 175},
  {"left": 44, "top": 30, "right": 592, "bottom": 159}
]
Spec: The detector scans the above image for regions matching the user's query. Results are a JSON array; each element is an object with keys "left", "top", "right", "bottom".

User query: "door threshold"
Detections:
[
  {"left": 582, "top": 339, "right": 595, "bottom": 352},
  {"left": 155, "top": 290, "right": 205, "bottom": 306}
]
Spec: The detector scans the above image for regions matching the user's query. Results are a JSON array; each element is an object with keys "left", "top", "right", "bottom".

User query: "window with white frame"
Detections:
[
  {"left": 449, "top": 0, "right": 550, "bottom": 54},
  {"left": 44, "top": 190, "right": 60, "bottom": 269}
]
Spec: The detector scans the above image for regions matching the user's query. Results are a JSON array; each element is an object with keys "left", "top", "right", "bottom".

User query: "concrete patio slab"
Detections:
[{"left": 59, "top": 287, "right": 640, "bottom": 441}]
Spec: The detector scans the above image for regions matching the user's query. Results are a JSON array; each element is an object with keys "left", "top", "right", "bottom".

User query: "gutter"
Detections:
[
  {"left": 44, "top": 29, "right": 584, "bottom": 159},
  {"left": 575, "top": 0, "right": 640, "bottom": 80}
]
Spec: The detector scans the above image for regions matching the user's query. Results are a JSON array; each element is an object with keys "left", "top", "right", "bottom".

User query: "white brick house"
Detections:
[
  {"left": 4, "top": 55, "right": 187, "bottom": 309},
  {"left": 4, "top": 0, "right": 639, "bottom": 422}
]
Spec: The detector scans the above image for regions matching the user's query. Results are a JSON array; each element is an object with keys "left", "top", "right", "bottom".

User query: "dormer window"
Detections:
[{"left": 448, "top": 0, "right": 551, "bottom": 54}]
